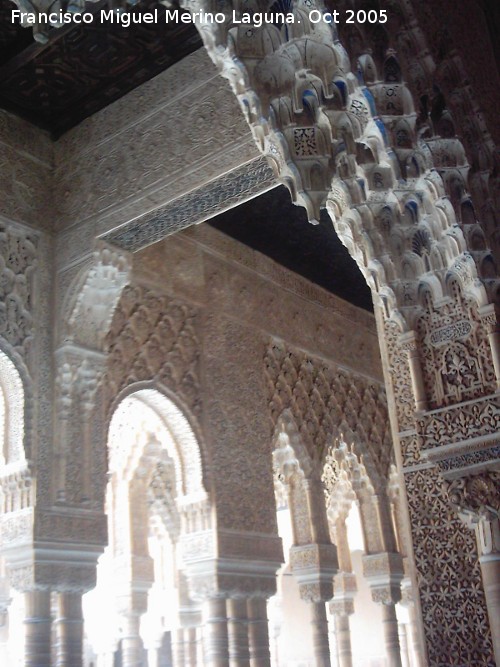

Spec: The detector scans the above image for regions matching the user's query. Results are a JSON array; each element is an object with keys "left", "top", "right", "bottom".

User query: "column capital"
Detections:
[
  {"left": 362, "top": 552, "right": 404, "bottom": 605},
  {"left": 290, "top": 542, "right": 338, "bottom": 603},
  {"left": 184, "top": 529, "right": 283, "bottom": 602},
  {"left": 3, "top": 507, "right": 107, "bottom": 593}
]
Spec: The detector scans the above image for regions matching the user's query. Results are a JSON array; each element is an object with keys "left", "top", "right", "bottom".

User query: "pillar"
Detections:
[
  {"left": 121, "top": 613, "right": 144, "bottom": 667},
  {"left": 477, "top": 518, "right": 500, "bottom": 665},
  {"left": 203, "top": 597, "right": 230, "bottom": 667},
  {"left": 398, "top": 623, "right": 410, "bottom": 667},
  {"left": 363, "top": 552, "right": 403, "bottom": 667},
  {"left": 247, "top": 598, "right": 271, "bottom": 667},
  {"left": 185, "top": 626, "right": 198, "bottom": 667},
  {"left": 227, "top": 598, "right": 250, "bottom": 667},
  {"left": 24, "top": 589, "right": 51, "bottom": 667},
  {"left": 380, "top": 603, "right": 403, "bottom": 667},
  {"left": 146, "top": 642, "right": 161, "bottom": 667},
  {"left": 54, "top": 591, "right": 84, "bottom": 667},
  {"left": 400, "top": 579, "right": 424, "bottom": 667},
  {"left": 172, "top": 627, "right": 186, "bottom": 667},
  {"left": 332, "top": 614, "right": 352, "bottom": 667},
  {"left": 311, "top": 601, "right": 331, "bottom": 667},
  {"left": 329, "top": 570, "right": 356, "bottom": 667}
]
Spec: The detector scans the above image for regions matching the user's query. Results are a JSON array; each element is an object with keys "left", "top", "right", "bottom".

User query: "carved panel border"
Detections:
[{"left": 101, "top": 156, "right": 275, "bottom": 252}]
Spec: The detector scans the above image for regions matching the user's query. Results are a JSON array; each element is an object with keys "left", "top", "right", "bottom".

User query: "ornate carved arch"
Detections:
[{"left": 108, "top": 386, "right": 208, "bottom": 503}]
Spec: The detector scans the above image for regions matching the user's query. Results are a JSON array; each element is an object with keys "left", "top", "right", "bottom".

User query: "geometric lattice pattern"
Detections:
[{"left": 405, "top": 467, "right": 494, "bottom": 665}]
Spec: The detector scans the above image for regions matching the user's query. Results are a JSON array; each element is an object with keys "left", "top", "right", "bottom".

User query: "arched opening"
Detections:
[
  {"left": 269, "top": 415, "right": 337, "bottom": 667},
  {"left": 0, "top": 350, "right": 25, "bottom": 469},
  {"left": 83, "top": 388, "right": 210, "bottom": 667},
  {"left": 0, "top": 349, "right": 28, "bottom": 667}
]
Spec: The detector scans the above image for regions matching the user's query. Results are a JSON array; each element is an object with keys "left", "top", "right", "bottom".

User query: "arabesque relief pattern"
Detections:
[
  {"left": 264, "top": 339, "right": 392, "bottom": 480},
  {"left": 405, "top": 466, "right": 493, "bottom": 666},
  {"left": 0, "top": 222, "right": 37, "bottom": 362},
  {"left": 105, "top": 285, "right": 201, "bottom": 419}
]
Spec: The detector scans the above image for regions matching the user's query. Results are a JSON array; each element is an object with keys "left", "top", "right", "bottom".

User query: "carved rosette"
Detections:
[{"left": 445, "top": 471, "right": 500, "bottom": 523}]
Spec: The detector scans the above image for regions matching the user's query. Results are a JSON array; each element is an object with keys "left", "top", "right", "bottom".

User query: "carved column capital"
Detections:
[
  {"left": 290, "top": 542, "right": 338, "bottom": 603},
  {"left": 362, "top": 552, "right": 404, "bottom": 605},
  {"left": 329, "top": 571, "right": 357, "bottom": 617}
]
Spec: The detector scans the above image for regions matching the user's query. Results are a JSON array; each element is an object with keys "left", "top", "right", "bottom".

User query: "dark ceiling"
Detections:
[
  {"left": 0, "top": 0, "right": 202, "bottom": 138},
  {"left": 209, "top": 186, "right": 373, "bottom": 312}
]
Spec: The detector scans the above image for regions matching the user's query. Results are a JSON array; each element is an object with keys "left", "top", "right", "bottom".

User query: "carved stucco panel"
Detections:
[
  {"left": 405, "top": 466, "right": 494, "bottom": 665},
  {"left": 202, "top": 310, "right": 278, "bottom": 534},
  {"left": 264, "top": 339, "right": 391, "bottom": 480},
  {"left": 106, "top": 285, "right": 201, "bottom": 419},
  {"left": 54, "top": 53, "right": 254, "bottom": 229}
]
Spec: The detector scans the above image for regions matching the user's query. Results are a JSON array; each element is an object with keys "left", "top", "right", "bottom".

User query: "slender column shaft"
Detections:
[
  {"left": 311, "top": 602, "right": 331, "bottom": 667},
  {"left": 487, "top": 329, "right": 500, "bottom": 389},
  {"left": 479, "top": 554, "right": 500, "bottom": 665},
  {"left": 381, "top": 604, "right": 402, "bottom": 667},
  {"left": 121, "top": 614, "right": 143, "bottom": 667},
  {"left": 185, "top": 627, "right": 198, "bottom": 667},
  {"left": 203, "top": 597, "right": 230, "bottom": 667},
  {"left": 227, "top": 598, "right": 250, "bottom": 667},
  {"left": 477, "top": 518, "right": 500, "bottom": 665},
  {"left": 147, "top": 645, "right": 160, "bottom": 667},
  {"left": 247, "top": 598, "right": 271, "bottom": 667},
  {"left": 406, "top": 603, "right": 424, "bottom": 667},
  {"left": 172, "top": 628, "right": 186, "bottom": 667},
  {"left": 24, "top": 590, "right": 51, "bottom": 667},
  {"left": 54, "top": 591, "right": 84, "bottom": 667},
  {"left": 398, "top": 623, "right": 410, "bottom": 667},
  {"left": 333, "top": 615, "right": 352, "bottom": 667}
]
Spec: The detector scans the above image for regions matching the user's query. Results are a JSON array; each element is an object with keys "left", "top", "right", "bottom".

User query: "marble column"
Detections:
[
  {"left": 362, "top": 552, "right": 403, "bottom": 667},
  {"left": 24, "top": 589, "right": 51, "bottom": 667},
  {"left": 146, "top": 642, "right": 161, "bottom": 667},
  {"left": 203, "top": 597, "right": 230, "bottom": 667},
  {"left": 185, "top": 626, "right": 198, "bottom": 667},
  {"left": 311, "top": 601, "right": 331, "bottom": 667},
  {"left": 121, "top": 613, "right": 144, "bottom": 667},
  {"left": 247, "top": 598, "right": 271, "bottom": 667},
  {"left": 380, "top": 603, "right": 402, "bottom": 667},
  {"left": 477, "top": 517, "right": 500, "bottom": 665},
  {"left": 398, "top": 623, "right": 410, "bottom": 667},
  {"left": 332, "top": 614, "right": 352, "bottom": 667},
  {"left": 227, "top": 598, "right": 250, "bottom": 667},
  {"left": 54, "top": 591, "right": 84, "bottom": 667},
  {"left": 172, "top": 627, "right": 186, "bottom": 667},
  {"left": 329, "top": 570, "right": 356, "bottom": 667},
  {"left": 400, "top": 580, "right": 424, "bottom": 667}
]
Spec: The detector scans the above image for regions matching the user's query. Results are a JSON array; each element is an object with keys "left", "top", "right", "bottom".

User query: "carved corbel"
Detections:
[
  {"left": 445, "top": 471, "right": 500, "bottom": 562},
  {"left": 479, "top": 304, "right": 500, "bottom": 389},
  {"left": 446, "top": 470, "right": 500, "bottom": 524},
  {"left": 398, "top": 330, "right": 427, "bottom": 412}
]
